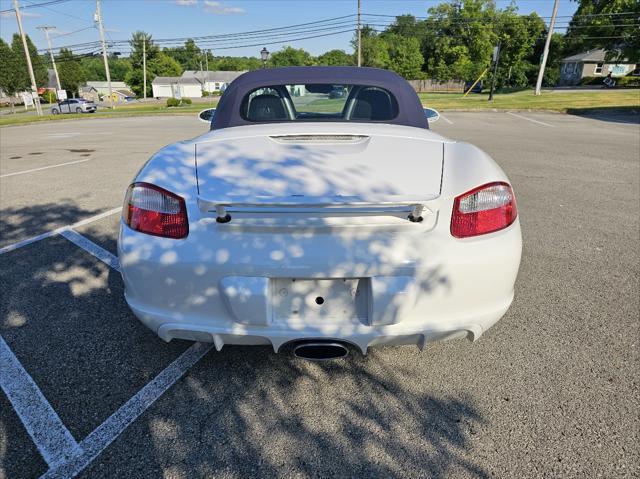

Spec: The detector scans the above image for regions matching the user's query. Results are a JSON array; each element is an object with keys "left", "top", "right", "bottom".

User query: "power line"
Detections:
[
  {"left": 0, "top": 0, "right": 71, "bottom": 13},
  {"left": 52, "top": 25, "right": 95, "bottom": 38},
  {"left": 361, "top": 11, "right": 640, "bottom": 20}
]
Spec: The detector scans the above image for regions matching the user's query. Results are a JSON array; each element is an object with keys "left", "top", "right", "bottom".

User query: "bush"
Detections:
[
  {"left": 41, "top": 90, "right": 57, "bottom": 103},
  {"left": 618, "top": 76, "right": 640, "bottom": 87},
  {"left": 166, "top": 97, "right": 180, "bottom": 107},
  {"left": 580, "top": 76, "right": 604, "bottom": 85},
  {"left": 180, "top": 98, "right": 192, "bottom": 105},
  {"left": 580, "top": 75, "right": 640, "bottom": 87},
  {"left": 201, "top": 91, "right": 210, "bottom": 97}
]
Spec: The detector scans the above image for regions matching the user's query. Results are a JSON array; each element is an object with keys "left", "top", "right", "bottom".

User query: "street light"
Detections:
[{"left": 260, "top": 47, "right": 269, "bottom": 68}]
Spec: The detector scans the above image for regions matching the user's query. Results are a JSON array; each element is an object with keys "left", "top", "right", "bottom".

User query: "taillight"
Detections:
[
  {"left": 123, "top": 183, "right": 188, "bottom": 239},
  {"left": 450, "top": 182, "right": 517, "bottom": 238}
]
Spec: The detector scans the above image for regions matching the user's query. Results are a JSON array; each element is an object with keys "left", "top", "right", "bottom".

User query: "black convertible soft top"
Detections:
[{"left": 211, "top": 66, "right": 428, "bottom": 130}]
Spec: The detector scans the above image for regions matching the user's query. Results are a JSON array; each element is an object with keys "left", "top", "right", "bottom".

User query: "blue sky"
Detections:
[{"left": 1, "top": 0, "right": 578, "bottom": 57}]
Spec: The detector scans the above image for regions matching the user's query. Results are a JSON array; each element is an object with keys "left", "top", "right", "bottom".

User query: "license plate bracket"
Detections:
[{"left": 271, "top": 278, "right": 369, "bottom": 324}]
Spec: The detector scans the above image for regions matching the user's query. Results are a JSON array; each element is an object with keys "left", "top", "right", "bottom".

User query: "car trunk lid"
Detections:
[{"left": 194, "top": 124, "right": 445, "bottom": 223}]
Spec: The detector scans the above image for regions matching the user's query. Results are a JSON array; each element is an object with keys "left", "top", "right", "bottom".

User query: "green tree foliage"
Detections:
[
  {"left": 128, "top": 31, "right": 160, "bottom": 69},
  {"left": 164, "top": 39, "right": 203, "bottom": 71},
  {"left": 494, "top": 10, "right": 546, "bottom": 87},
  {"left": 422, "top": 0, "right": 499, "bottom": 81},
  {"left": 381, "top": 34, "right": 424, "bottom": 78},
  {"left": 148, "top": 53, "right": 183, "bottom": 77},
  {"left": 351, "top": 26, "right": 390, "bottom": 69},
  {"left": 268, "top": 46, "right": 314, "bottom": 67},
  {"left": 0, "top": 39, "right": 22, "bottom": 99},
  {"left": 81, "top": 55, "right": 132, "bottom": 82},
  {"left": 212, "top": 56, "right": 262, "bottom": 71},
  {"left": 56, "top": 48, "right": 87, "bottom": 96},
  {"left": 564, "top": 0, "right": 639, "bottom": 62},
  {"left": 316, "top": 49, "right": 353, "bottom": 66},
  {"left": 42, "top": 90, "right": 57, "bottom": 103},
  {"left": 11, "top": 33, "right": 48, "bottom": 89},
  {"left": 386, "top": 14, "right": 428, "bottom": 39},
  {"left": 124, "top": 32, "right": 180, "bottom": 97}
]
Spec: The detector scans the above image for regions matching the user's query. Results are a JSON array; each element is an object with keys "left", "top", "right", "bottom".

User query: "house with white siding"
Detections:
[
  {"left": 181, "top": 70, "right": 246, "bottom": 93},
  {"left": 152, "top": 71, "right": 245, "bottom": 98},
  {"left": 559, "top": 49, "right": 638, "bottom": 86}
]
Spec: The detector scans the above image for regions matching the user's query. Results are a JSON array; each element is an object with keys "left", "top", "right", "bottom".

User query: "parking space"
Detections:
[
  {"left": 0, "top": 117, "right": 201, "bottom": 248},
  {"left": 1, "top": 112, "right": 638, "bottom": 478}
]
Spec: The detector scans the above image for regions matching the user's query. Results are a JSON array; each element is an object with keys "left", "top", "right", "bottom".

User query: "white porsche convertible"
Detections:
[{"left": 118, "top": 66, "right": 522, "bottom": 360}]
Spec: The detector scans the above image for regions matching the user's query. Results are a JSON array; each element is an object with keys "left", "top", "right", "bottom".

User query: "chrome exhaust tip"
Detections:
[{"left": 292, "top": 341, "right": 349, "bottom": 361}]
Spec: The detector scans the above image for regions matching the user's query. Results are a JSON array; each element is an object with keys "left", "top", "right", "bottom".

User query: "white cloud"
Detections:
[
  {"left": 176, "top": 0, "right": 197, "bottom": 5},
  {"left": 203, "top": 1, "right": 245, "bottom": 15}
]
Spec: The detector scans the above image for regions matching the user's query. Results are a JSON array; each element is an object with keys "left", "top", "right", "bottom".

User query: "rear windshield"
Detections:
[{"left": 240, "top": 83, "right": 399, "bottom": 123}]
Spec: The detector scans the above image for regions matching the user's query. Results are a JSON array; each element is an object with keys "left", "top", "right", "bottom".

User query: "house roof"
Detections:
[
  {"left": 561, "top": 48, "right": 631, "bottom": 63},
  {"left": 80, "top": 86, "right": 97, "bottom": 93},
  {"left": 152, "top": 76, "right": 180, "bottom": 85},
  {"left": 86, "top": 81, "right": 128, "bottom": 89},
  {"left": 115, "top": 89, "right": 135, "bottom": 97},
  {"left": 182, "top": 70, "right": 246, "bottom": 82},
  {"left": 152, "top": 76, "right": 201, "bottom": 85}
]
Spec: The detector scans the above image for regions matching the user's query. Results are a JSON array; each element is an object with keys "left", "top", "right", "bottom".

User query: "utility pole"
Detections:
[
  {"left": 142, "top": 38, "right": 146, "bottom": 100},
  {"left": 95, "top": 0, "right": 114, "bottom": 108},
  {"left": 357, "top": 0, "right": 361, "bottom": 67},
  {"left": 204, "top": 50, "right": 211, "bottom": 100},
  {"left": 14, "top": 0, "right": 42, "bottom": 116},
  {"left": 488, "top": 40, "right": 500, "bottom": 101},
  {"left": 535, "top": 0, "right": 559, "bottom": 96},
  {"left": 37, "top": 26, "right": 61, "bottom": 92}
]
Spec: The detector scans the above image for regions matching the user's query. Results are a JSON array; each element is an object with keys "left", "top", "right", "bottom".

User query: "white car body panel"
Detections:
[{"left": 118, "top": 122, "right": 522, "bottom": 353}]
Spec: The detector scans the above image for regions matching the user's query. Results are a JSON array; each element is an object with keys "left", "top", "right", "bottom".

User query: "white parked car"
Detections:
[
  {"left": 50, "top": 98, "right": 97, "bottom": 114},
  {"left": 118, "top": 67, "right": 522, "bottom": 360}
]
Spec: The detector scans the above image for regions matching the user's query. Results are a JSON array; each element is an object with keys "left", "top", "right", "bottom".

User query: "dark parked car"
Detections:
[
  {"left": 464, "top": 81, "right": 483, "bottom": 94},
  {"left": 328, "top": 86, "right": 346, "bottom": 99}
]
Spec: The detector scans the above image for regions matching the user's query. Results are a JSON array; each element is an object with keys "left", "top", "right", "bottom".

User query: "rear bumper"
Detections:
[
  {"left": 126, "top": 292, "right": 513, "bottom": 354},
  {"left": 118, "top": 211, "right": 522, "bottom": 353}
]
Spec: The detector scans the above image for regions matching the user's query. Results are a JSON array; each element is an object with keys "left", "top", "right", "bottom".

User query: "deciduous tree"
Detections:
[
  {"left": 268, "top": 46, "right": 315, "bottom": 67},
  {"left": 381, "top": 34, "right": 424, "bottom": 78},
  {"left": 57, "top": 48, "right": 87, "bottom": 96},
  {"left": 565, "top": 0, "right": 639, "bottom": 62},
  {"left": 11, "top": 33, "right": 48, "bottom": 90},
  {"left": 316, "top": 49, "right": 353, "bottom": 66},
  {"left": 0, "top": 39, "right": 21, "bottom": 111}
]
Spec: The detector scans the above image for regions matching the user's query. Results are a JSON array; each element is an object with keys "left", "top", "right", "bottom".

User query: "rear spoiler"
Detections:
[{"left": 197, "top": 196, "right": 436, "bottom": 224}]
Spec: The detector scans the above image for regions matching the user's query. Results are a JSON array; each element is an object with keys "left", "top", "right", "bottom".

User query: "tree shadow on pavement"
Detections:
[
  {"left": 0, "top": 202, "right": 489, "bottom": 479},
  {"left": 566, "top": 106, "right": 640, "bottom": 124},
  {"left": 88, "top": 345, "right": 489, "bottom": 479},
  {"left": 0, "top": 201, "right": 105, "bottom": 249}
]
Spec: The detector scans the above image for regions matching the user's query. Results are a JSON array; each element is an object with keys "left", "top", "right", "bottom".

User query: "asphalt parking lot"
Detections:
[{"left": 1, "top": 111, "right": 638, "bottom": 478}]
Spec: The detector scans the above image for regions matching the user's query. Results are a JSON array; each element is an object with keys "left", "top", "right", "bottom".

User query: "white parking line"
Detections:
[
  {"left": 0, "top": 207, "right": 121, "bottom": 256},
  {"left": 60, "top": 229, "right": 120, "bottom": 271},
  {"left": 44, "top": 133, "right": 81, "bottom": 139},
  {"left": 0, "top": 336, "right": 81, "bottom": 467},
  {"left": 0, "top": 159, "right": 92, "bottom": 179},
  {"left": 507, "top": 111, "right": 555, "bottom": 127},
  {"left": 41, "top": 342, "right": 214, "bottom": 479},
  {"left": 439, "top": 113, "right": 454, "bottom": 125}
]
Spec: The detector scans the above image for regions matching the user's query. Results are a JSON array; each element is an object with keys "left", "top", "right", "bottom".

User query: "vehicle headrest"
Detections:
[
  {"left": 248, "top": 94, "right": 287, "bottom": 121},
  {"left": 351, "top": 88, "right": 393, "bottom": 121}
]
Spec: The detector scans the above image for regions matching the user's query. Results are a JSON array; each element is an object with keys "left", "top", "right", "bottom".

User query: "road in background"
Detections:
[{"left": 1, "top": 113, "right": 638, "bottom": 478}]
